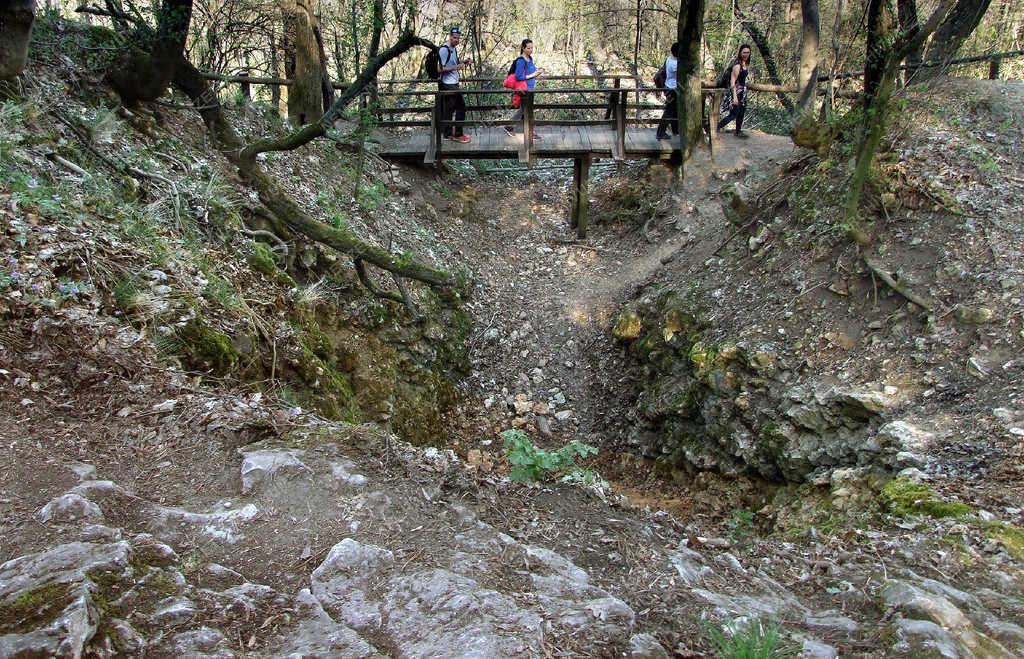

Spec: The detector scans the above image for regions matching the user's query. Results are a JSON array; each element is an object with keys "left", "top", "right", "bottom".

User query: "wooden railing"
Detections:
[{"left": 362, "top": 76, "right": 733, "bottom": 164}]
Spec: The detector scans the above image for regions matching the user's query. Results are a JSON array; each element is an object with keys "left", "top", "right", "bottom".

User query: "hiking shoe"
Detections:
[
  {"left": 453, "top": 134, "right": 471, "bottom": 143},
  {"left": 504, "top": 126, "right": 515, "bottom": 137},
  {"left": 735, "top": 131, "right": 749, "bottom": 139}
]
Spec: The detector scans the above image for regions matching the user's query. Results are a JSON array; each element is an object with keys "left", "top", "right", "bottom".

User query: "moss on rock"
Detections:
[
  {"left": 247, "top": 241, "right": 296, "bottom": 287},
  {"left": 0, "top": 581, "right": 75, "bottom": 634},
  {"left": 175, "top": 312, "right": 240, "bottom": 374},
  {"left": 880, "top": 478, "right": 972, "bottom": 519},
  {"left": 985, "top": 522, "right": 1024, "bottom": 561}
]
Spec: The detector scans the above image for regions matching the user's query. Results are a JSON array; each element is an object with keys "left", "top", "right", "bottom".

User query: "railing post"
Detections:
[
  {"left": 426, "top": 89, "right": 443, "bottom": 165},
  {"left": 519, "top": 92, "right": 534, "bottom": 166},
  {"left": 709, "top": 90, "right": 722, "bottom": 144},
  {"left": 613, "top": 77, "right": 626, "bottom": 160},
  {"left": 989, "top": 57, "right": 1001, "bottom": 80}
]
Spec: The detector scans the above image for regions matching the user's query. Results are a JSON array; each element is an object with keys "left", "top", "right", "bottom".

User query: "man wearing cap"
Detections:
[{"left": 438, "top": 26, "right": 472, "bottom": 143}]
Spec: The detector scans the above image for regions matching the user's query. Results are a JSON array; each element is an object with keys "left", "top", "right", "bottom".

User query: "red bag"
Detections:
[{"left": 505, "top": 72, "right": 528, "bottom": 107}]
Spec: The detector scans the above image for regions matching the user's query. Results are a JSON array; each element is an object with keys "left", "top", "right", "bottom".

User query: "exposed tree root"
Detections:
[
  {"left": 354, "top": 258, "right": 405, "bottom": 304},
  {"left": 171, "top": 58, "right": 453, "bottom": 290},
  {"left": 863, "top": 254, "right": 933, "bottom": 311}
]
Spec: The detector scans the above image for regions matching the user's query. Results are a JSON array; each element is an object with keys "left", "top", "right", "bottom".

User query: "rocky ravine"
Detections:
[{"left": 4, "top": 402, "right": 1024, "bottom": 657}]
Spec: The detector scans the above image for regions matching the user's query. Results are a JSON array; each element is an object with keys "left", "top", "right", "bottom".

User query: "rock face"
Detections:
[
  {"left": 623, "top": 292, "right": 925, "bottom": 481},
  {"left": 0, "top": 542, "right": 130, "bottom": 658},
  {"left": 4, "top": 442, "right": 642, "bottom": 657}
]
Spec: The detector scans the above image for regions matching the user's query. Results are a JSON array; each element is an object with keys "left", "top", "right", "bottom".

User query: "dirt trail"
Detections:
[{"left": 435, "top": 133, "right": 801, "bottom": 447}]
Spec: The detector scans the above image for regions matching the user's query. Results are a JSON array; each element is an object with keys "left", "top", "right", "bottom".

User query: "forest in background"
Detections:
[{"left": 23, "top": 0, "right": 1023, "bottom": 109}]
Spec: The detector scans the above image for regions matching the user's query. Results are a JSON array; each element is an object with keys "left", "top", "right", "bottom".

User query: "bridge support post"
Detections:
[{"left": 571, "top": 154, "right": 592, "bottom": 238}]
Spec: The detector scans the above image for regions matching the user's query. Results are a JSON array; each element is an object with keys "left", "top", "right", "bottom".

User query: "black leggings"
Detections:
[{"left": 717, "top": 105, "right": 746, "bottom": 132}]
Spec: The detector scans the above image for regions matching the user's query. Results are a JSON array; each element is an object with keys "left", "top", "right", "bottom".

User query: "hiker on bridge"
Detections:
[
  {"left": 717, "top": 44, "right": 751, "bottom": 138},
  {"left": 439, "top": 26, "right": 473, "bottom": 143},
  {"left": 505, "top": 39, "right": 545, "bottom": 139},
  {"left": 655, "top": 42, "right": 679, "bottom": 141}
]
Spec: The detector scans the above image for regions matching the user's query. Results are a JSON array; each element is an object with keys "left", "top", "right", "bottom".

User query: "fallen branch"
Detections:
[
  {"left": 45, "top": 152, "right": 90, "bottom": 178},
  {"left": 713, "top": 214, "right": 761, "bottom": 256},
  {"left": 862, "top": 254, "right": 933, "bottom": 310}
]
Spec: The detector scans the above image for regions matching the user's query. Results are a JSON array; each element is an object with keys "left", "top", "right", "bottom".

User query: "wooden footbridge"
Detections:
[{"left": 365, "top": 75, "right": 732, "bottom": 236}]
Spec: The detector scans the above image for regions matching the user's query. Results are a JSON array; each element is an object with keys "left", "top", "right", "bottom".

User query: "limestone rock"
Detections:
[
  {"left": 171, "top": 627, "right": 233, "bottom": 657},
  {"left": 269, "top": 588, "right": 382, "bottom": 657},
  {"left": 670, "top": 545, "right": 712, "bottom": 586},
  {"left": 152, "top": 502, "right": 259, "bottom": 544},
  {"left": 954, "top": 305, "right": 994, "bottom": 324},
  {"left": 893, "top": 618, "right": 959, "bottom": 658},
  {"left": 0, "top": 542, "right": 130, "bottom": 658},
  {"left": 629, "top": 633, "right": 670, "bottom": 658},
  {"left": 721, "top": 182, "right": 754, "bottom": 225},
  {"left": 330, "top": 460, "right": 369, "bottom": 487},
  {"left": 883, "top": 579, "right": 1011, "bottom": 656},
  {"left": 613, "top": 310, "right": 643, "bottom": 341},
  {"left": 36, "top": 494, "right": 104, "bottom": 526},
  {"left": 801, "top": 639, "right": 839, "bottom": 658},
  {"left": 239, "top": 448, "right": 311, "bottom": 493}
]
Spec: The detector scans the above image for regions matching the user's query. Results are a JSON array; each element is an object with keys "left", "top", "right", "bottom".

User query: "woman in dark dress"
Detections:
[{"left": 718, "top": 44, "right": 752, "bottom": 138}]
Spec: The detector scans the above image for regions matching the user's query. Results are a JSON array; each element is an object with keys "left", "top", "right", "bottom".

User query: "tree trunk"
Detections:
[
  {"left": 349, "top": 0, "right": 360, "bottom": 73},
  {"left": 676, "top": 0, "right": 706, "bottom": 166},
  {"left": 282, "top": 0, "right": 323, "bottom": 127},
  {"left": 843, "top": 0, "right": 898, "bottom": 245},
  {"left": 795, "top": 0, "right": 820, "bottom": 117},
  {"left": 897, "top": 0, "right": 922, "bottom": 71},
  {"left": 107, "top": 0, "right": 194, "bottom": 103},
  {"left": 365, "top": 0, "right": 383, "bottom": 111},
  {"left": 270, "top": 34, "right": 282, "bottom": 112},
  {"left": 633, "top": 0, "right": 642, "bottom": 72},
  {"left": 332, "top": 30, "right": 345, "bottom": 81},
  {"left": 314, "top": 24, "right": 333, "bottom": 111},
  {"left": 918, "top": 0, "right": 993, "bottom": 80},
  {"left": 0, "top": 0, "right": 36, "bottom": 82}
]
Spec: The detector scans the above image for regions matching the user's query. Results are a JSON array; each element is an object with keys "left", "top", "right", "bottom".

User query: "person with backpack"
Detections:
[
  {"left": 437, "top": 26, "right": 473, "bottom": 143},
  {"left": 655, "top": 42, "right": 680, "bottom": 140},
  {"left": 717, "top": 44, "right": 752, "bottom": 138},
  {"left": 504, "top": 39, "right": 544, "bottom": 138}
]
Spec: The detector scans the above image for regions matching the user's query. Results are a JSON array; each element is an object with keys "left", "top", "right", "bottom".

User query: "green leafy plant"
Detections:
[
  {"left": 356, "top": 181, "right": 388, "bottom": 210},
  {"left": 726, "top": 508, "right": 756, "bottom": 543},
  {"left": 706, "top": 619, "right": 792, "bottom": 659},
  {"left": 501, "top": 429, "right": 598, "bottom": 483}
]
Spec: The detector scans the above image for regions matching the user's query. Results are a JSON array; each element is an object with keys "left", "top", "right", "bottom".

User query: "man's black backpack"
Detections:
[
  {"left": 425, "top": 48, "right": 441, "bottom": 79},
  {"left": 653, "top": 63, "right": 667, "bottom": 89},
  {"left": 425, "top": 45, "right": 455, "bottom": 80}
]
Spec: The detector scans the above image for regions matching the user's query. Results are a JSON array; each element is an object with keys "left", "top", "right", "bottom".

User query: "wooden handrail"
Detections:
[{"left": 197, "top": 49, "right": 1021, "bottom": 94}]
